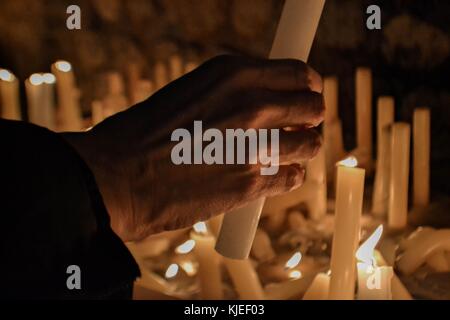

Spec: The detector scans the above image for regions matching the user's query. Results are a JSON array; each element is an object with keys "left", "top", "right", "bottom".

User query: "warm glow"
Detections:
[
  {"left": 175, "top": 239, "right": 196, "bottom": 254},
  {"left": 193, "top": 221, "right": 208, "bottom": 234},
  {"left": 338, "top": 156, "right": 358, "bottom": 168},
  {"left": 55, "top": 60, "right": 72, "bottom": 72},
  {"left": 180, "top": 261, "right": 197, "bottom": 277},
  {"left": 0, "top": 69, "right": 15, "bottom": 82},
  {"left": 285, "top": 251, "right": 302, "bottom": 269},
  {"left": 42, "top": 73, "right": 56, "bottom": 84},
  {"left": 289, "top": 270, "right": 302, "bottom": 280},
  {"left": 356, "top": 225, "right": 383, "bottom": 264},
  {"left": 165, "top": 263, "right": 179, "bottom": 279},
  {"left": 29, "top": 73, "right": 44, "bottom": 86}
]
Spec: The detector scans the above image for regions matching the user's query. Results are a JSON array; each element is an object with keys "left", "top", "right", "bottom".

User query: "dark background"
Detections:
[{"left": 0, "top": 0, "right": 449, "bottom": 197}]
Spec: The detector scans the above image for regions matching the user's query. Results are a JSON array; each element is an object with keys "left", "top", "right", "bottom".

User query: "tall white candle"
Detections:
[
  {"left": 26, "top": 73, "right": 56, "bottom": 130},
  {"left": 215, "top": 0, "right": 325, "bottom": 260},
  {"left": 372, "top": 126, "right": 392, "bottom": 216},
  {"left": 329, "top": 157, "right": 365, "bottom": 300},
  {"left": 0, "top": 69, "right": 21, "bottom": 121},
  {"left": 51, "top": 61, "right": 83, "bottom": 131},
  {"left": 355, "top": 68, "right": 373, "bottom": 167},
  {"left": 388, "top": 123, "right": 411, "bottom": 230},
  {"left": 413, "top": 108, "right": 430, "bottom": 207},
  {"left": 191, "top": 222, "right": 223, "bottom": 300},
  {"left": 306, "top": 147, "right": 327, "bottom": 220}
]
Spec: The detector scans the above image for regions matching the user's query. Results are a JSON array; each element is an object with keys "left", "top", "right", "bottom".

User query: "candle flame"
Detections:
[
  {"left": 175, "top": 239, "right": 196, "bottom": 254},
  {"left": 193, "top": 221, "right": 208, "bottom": 234},
  {"left": 55, "top": 60, "right": 72, "bottom": 72},
  {"left": 42, "top": 73, "right": 56, "bottom": 84},
  {"left": 337, "top": 156, "right": 358, "bottom": 168},
  {"left": 285, "top": 251, "right": 302, "bottom": 269},
  {"left": 29, "top": 73, "right": 44, "bottom": 86},
  {"left": 0, "top": 69, "right": 15, "bottom": 82},
  {"left": 165, "top": 263, "right": 179, "bottom": 279},
  {"left": 289, "top": 270, "right": 302, "bottom": 280},
  {"left": 180, "top": 261, "right": 197, "bottom": 276},
  {"left": 356, "top": 225, "right": 383, "bottom": 265}
]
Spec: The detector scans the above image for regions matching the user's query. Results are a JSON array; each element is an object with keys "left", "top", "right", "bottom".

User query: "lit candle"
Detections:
[
  {"left": 356, "top": 225, "right": 393, "bottom": 300},
  {"left": 26, "top": 73, "right": 56, "bottom": 130},
  {"left": 0, "top": 69, "right": 21, "bottom": 120},
  {"left": 216, "top": 0, "right": 325, "bottom": 259},
  {"left": 329, "top": 157, "right": 365, "bottom": 300},
  {"left": 51, "top": 60, "right": 83, "bottom": 131},
  {"left": 303, "top": 272, "right": 330, "bottom": 300},
  {"left": 355, "top": 68, "right": 373, "bottom": 168},
  {"left": 413, "top": 108, "right": 430, "bottom": 207},
  {"left": 190, "top": 222, "right": 223, "bottom": 300},
  {"left": 265, "top": 274, "right": 315, "bottom": 300},
  {"left": 388, "top": 123, "right": 411, "bottom": 230}
]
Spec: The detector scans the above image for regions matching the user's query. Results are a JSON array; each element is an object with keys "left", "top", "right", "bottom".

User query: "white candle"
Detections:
[
  {"left": 26, "top": 73, "right": 56, "bottom": 130},
  {"left": 306, "top": 147, "right": 327, "bottom": 220},
  {"left": 355, "top": 68, "right": 373, "bottom": 167},
  {"left": 216, "top": 199, "right": 265, "bottom": 259},
  {"left": 397, "top": 229, "right": 450, "bottom": 275},
  {"left": 0, "top": 69, "right": 21, "bottom": 120},
  {"left": 224, "top": 258, "right": 265, "bottom": 300},
  {"left": 388, "top": 123, "right": 411, "bottom": 230},
  {"left": 216, "top": 0, "right": 325, "bottom": 260},
  {"left": 329, "top": 157, "right": 365, "bottom": 300},
  {"left": 373, "top": 250, "right": 412, "bottom": 300},
  {"left": 51, "top": 61, "right": 83, "bottom": 131},
  {"left": 303, "top": 272, "right": 330, "bottom": 300},
  {"left": 191, "top": 222, "right": 223, "bottom": 300},
  {"left": 372, "top": 125, "right": 392, "bottom": 217},
  {"left": 265, "top": 274, "right": 315, "bottom": 300},
  {"left": 413, "top": 108, "right": 430, "bottom": 207}
]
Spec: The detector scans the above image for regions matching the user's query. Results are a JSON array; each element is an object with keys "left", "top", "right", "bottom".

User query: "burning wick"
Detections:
[
  {"left": 0, "top": 69, "right": 15, "bottom": 82},
  {"left": 337, "top": 156, "right": 358, "bottom": 168},
  {"left": 180, "top": 261, "right": 197, "bottom": 277},
  {"left": 29, "top": 73, "right": 44, "bottom": 86},
  {"left": 42, "top": 73, "right": 56, "bottom": 84},
  {"left": 54, "top": 60, "right": 72, "bottom": 73},
  {"left": 175, "top": 239, "right": 196, "bottom": 254},
  {"left": 165, "top": 263, "right": 179, "bottom": 279},
  {"left": 193, "top": 221, "right": 208, "bottom": 234},
  {"left": 285, "top": 251, "right": 302, "bottom": 269}
]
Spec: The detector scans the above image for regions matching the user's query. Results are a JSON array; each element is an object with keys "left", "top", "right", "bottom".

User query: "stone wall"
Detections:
[{"left": 0, "top": 0, "right": 449, "bottom": 195}]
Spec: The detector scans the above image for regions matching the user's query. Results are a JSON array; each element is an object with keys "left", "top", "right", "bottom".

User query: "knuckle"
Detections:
[{"left": 306, "top": 66, "right": 323, "bottom": 93}]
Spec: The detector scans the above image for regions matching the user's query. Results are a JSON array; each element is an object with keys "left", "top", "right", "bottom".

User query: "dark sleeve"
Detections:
[{"left": 0, "top": 119, "right": 140, "bottom": 299}]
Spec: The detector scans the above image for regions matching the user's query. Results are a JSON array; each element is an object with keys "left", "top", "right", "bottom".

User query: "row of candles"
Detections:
[{"left": 0, "top": 54, "right": 194, "bottom": 132}]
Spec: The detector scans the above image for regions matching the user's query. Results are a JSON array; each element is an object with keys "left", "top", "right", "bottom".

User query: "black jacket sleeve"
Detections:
[{"left": 0, "top": 119, "right": 140, "bottom": 299}]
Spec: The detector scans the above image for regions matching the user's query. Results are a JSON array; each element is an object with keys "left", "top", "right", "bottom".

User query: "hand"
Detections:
[{"left": 64, "top": 55, "right": 324, "bottom": 242}]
